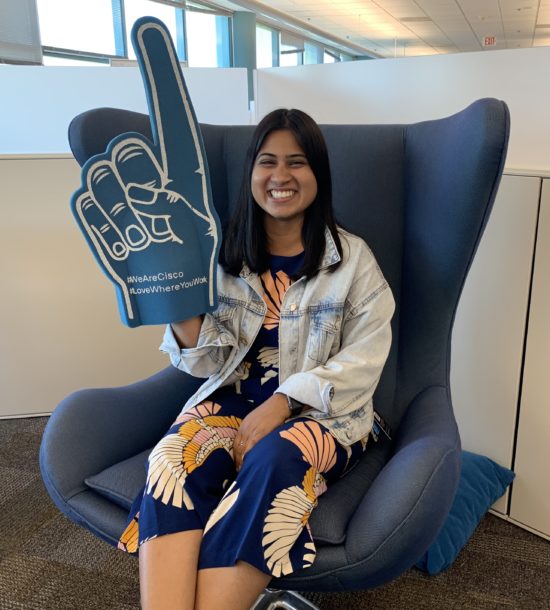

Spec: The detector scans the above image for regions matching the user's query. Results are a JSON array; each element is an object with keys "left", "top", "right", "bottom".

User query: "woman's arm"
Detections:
[
  {"left": 171, "top": 316, "right": 204, "bottom": 349},
  {"left": 161, "top": 313, "right": 238, "bottom": 378}
]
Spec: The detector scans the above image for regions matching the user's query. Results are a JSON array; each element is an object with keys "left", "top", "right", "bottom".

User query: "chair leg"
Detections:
[{"left": 251, "top": 588, "right": 320, "bottom": 610}]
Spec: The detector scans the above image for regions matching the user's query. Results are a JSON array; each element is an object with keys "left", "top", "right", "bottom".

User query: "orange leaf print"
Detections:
[
  {"left": 261, "top": 270, "right": 291, "bottom": 330},
  {"left": 118, "top": 512, "right": 140, "bottom": 553},
  {"left": 279, "top": 421, "right": 337, "bottom": 473}
]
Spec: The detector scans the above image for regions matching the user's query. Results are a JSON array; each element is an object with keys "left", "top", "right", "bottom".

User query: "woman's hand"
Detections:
[{"left": 233, "top": 393, "right": 290, "bottom": 471}]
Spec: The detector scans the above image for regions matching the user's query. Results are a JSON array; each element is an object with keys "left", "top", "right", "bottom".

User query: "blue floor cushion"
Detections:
[{"left": 415, "top": 450, "right": 515, "bottom": 575}]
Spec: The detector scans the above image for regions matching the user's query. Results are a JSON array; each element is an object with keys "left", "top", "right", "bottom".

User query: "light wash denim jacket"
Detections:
[{"left": 160, "top": 228, "right": 395, "bottom": 446}]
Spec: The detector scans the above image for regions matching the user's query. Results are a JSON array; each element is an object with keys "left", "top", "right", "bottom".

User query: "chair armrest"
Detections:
[
  {"left": 40, "top": 366, "right": 201, "bottom": 502},
  {"left": 343, "top": 385, "right": 461, "bottom": 588}
]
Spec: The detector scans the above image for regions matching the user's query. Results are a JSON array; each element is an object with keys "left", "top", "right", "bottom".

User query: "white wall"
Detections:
[
  {"left": 0, "top": 156, "right": 170, "bottom": 417},
  {"left": 256, "top": 46, "right": 550, "bottom": 172},
  {"left": 0, "top": 65, "right": 251, "bottom": 154}
]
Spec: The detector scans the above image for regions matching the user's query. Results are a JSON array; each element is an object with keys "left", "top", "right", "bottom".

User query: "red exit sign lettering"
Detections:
[{"left": 483, "top": 36, "right": 497, "bottom": 46}]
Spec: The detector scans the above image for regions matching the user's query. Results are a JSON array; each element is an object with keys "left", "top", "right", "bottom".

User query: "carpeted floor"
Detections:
[{"left": 1, "top": 417, "right": 549, "bottom": 610}]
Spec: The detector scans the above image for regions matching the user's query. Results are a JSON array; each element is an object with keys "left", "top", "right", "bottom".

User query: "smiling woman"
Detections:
[{"left": 114, "top": 106, "right": 395, "bottom": 610}]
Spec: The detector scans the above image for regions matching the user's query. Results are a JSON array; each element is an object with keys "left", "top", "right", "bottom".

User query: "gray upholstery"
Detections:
[{"left": 41, "top": 98, "right": 509, "bottom": 591}]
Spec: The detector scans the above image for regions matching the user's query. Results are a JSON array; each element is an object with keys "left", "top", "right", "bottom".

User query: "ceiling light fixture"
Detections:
[{"left": 400, "top": 16, "right": 432, "bottom": 23}]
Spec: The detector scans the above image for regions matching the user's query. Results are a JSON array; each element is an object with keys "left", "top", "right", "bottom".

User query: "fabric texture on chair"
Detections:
[{"left": 85, "top": 449, "right": 151, "bottom": 511}]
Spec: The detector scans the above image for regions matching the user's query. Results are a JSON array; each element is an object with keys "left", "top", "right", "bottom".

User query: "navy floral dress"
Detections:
[{"left": 118, "top": 253, "right": 367, "bottom": 577}]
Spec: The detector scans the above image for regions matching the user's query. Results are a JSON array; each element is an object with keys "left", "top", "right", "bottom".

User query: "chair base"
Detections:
[{"left": 251, "top": 589, "right": 320, "bottom": 610}]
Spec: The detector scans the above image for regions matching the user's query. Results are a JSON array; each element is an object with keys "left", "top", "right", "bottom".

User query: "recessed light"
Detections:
[{"left": 400, "top": 16, "right": 432, "bottom": 23}]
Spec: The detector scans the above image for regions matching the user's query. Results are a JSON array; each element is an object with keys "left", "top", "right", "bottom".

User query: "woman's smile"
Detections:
[{"left": 268, "top": 189, "right": 297, "bottom": 201}]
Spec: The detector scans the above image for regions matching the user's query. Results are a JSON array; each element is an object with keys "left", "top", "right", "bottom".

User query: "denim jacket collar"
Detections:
[{"left": 239, "top": 227, "right": 341, "bottom": 279}]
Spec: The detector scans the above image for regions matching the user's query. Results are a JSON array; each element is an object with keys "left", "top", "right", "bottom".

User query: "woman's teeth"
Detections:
[{"left": 269, "top": 190, "right": 295, "bottom": 199}]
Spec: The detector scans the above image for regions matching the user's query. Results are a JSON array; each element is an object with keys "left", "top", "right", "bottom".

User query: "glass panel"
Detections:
[
  {"left": 280, "top": 51, "right": 300, "bottom": 66},
  {"left": 42, "top": 55, "right": 108, "bottom": 67},
  {"left": 186, "top": 11, "right": 219, "bottom": 67},
  {"left": 323, "top": 51, "right": 338, "bottom": 63},
  {"left": 36, "top": 0, "right": 115, "bottom": 54},
  {"left": 124, "top": 0, "right": 179, "bottom": 59},
  {"left": 256, "top": 25, "right": 274, "bottom": 68}
]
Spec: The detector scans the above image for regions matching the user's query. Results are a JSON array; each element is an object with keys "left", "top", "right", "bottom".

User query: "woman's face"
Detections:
[{"left": 251, "top": 129, "right": 318, "bottom": 225}]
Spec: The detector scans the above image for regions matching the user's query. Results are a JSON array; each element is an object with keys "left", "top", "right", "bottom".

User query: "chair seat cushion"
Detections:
[
  {"left": 415, "top": 450, "right": 515, "bottom": 575},
  {"left": 84, "top": 438, "right": 392, "bottom": 545},
  {"left": 85, "top": 449, "right": 151, "bottom": 510}
]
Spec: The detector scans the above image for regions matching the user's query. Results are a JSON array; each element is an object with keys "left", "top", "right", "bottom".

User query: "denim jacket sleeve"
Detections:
[
  {"left": 159, "top": 313, "right": 237, "bottom": 378},
  {"left": 277, "top": 242, "right": 395, "bottom": 418}
]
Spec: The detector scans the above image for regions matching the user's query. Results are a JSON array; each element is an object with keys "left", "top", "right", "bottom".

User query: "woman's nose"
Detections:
[{"left": 271, "top": 162, "right": 291, "bottom": 183}]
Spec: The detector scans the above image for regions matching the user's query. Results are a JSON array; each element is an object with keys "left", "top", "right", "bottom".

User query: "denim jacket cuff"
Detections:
[{"left": 276, "top": 374, "right": 334, "bottom": 415}]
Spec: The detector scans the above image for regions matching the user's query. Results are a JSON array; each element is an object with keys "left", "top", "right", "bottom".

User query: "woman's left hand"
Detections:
[{"left": 233, "top": 393, "right": 290, "bottom": 471}]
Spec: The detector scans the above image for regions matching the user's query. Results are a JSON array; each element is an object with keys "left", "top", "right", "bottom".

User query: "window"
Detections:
[
  {"left": 280, "top": 50, "right": 301, "bottom": 66},
  {"left": 42, "top": 55, "right": 108, "bottom": 67},
  {"left": 280, "top": 31, "right": 303, "bottom": 66},
  {"left": 185, "top": 10, "right": 230, "bottom": 67},
  {"left": 124, "top": 0, "right": 180, "bottom": 60},
  {"left": 323, "top": 50, "right": 339, "bottom": 63},
  {"left": 256, "top": 25, "right": 278, "bottom": 68},
  {"left": 36, "top": 0, "right": 116, "bottom": 55}
]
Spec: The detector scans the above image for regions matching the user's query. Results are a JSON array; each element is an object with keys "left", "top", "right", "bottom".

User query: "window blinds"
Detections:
[{"left": 0, "top": 0, "right": 42, "bottom": 64}]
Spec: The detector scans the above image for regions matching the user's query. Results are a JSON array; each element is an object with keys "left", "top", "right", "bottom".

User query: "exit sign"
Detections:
[{"left": 483, "top": 36, "right": 497, "bottom": 46}]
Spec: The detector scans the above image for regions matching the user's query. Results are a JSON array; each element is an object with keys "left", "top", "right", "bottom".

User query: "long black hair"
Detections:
[{"left": 220, "top": 108, "right": 343, "bottom": 279}]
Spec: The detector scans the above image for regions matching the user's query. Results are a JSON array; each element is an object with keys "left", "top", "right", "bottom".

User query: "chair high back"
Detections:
[{"left": 69, "top": 99, "right": 509, "bottom": 433}]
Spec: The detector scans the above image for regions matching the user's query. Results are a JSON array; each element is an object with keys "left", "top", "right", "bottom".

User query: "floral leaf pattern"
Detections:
[
  {"left": 261, "top": 466, "right": 326, "bottom": 577},
  {"left": 258, "top": 346, "right": 279, "bottom": 368},
  {"left": 203, "top": 481, "right": 240, "bottom": 536},
  {"left": 174, "top": 400, "right": 221, "bottom": 425},
  {"left": 118, "top": 511, "right": 140, "bottom": 553},
  {"left": 145, "top": 404, "right": 241, "bottom": 509},
  {"left": 279, "top": 421, "right": 337, "bottom": 473},
  {"left": 261, "top": 270, "right": 291, "bottom": 330}
]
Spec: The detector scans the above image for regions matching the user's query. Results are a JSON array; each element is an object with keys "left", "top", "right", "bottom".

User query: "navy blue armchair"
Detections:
[{"left": 40, "top": 98, "right": 509, "bottom": 608}]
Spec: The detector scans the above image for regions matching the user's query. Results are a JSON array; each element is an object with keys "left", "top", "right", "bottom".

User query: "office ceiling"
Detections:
[{"left": 224, "top": 0, "right": 550, "bottom": 58}]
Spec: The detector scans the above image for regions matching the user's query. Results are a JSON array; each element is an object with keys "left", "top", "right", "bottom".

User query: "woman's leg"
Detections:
[
  {"left": 139, "top": 529, "right": 203, "bottom": 610},
  {"left": 195, "top": 562, "right": 271, "bottom": 610},
  {"left": 119, "top": 393, "right": 256, "bottom": 609},
  {"left": 194, "top": 418, "right": 364, "bottom": 609}
]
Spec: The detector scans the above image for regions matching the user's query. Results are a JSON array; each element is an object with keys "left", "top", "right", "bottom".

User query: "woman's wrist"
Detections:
[{"left": 274, "top": 392, "right": 305, "bottom": 417}]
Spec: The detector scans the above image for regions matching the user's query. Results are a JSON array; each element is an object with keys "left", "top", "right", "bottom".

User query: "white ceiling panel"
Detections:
[{"left": 229, "top": 1, "right": 549, "bottom": 57}]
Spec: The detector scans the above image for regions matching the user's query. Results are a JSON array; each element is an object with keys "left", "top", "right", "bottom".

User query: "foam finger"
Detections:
[
  {"left": 75, "top": 193, "right": 128, "bottom": 261},
  {"left": 87, "top": 160, "right": 151, "bottom": 250},
  {"left": 132, "top": 18, "right": 208, "bottom": 193},
  {"left": 113, "top": 138, "right": 165, "bottom": 196}
]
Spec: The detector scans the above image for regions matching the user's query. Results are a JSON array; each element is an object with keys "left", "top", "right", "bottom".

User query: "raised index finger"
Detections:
[{"left": 132, "top": 17, "right": 207, "bottom": 195}]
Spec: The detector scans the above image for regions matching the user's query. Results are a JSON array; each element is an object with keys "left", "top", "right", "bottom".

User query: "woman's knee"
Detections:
[{"left": 243, "top": 418, "right": 339, "bottom": 477}]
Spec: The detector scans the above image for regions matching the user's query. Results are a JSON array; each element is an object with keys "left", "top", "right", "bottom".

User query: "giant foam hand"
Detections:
[{"left": 71, "top": 17, "right": 221, "bottom": 327}]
